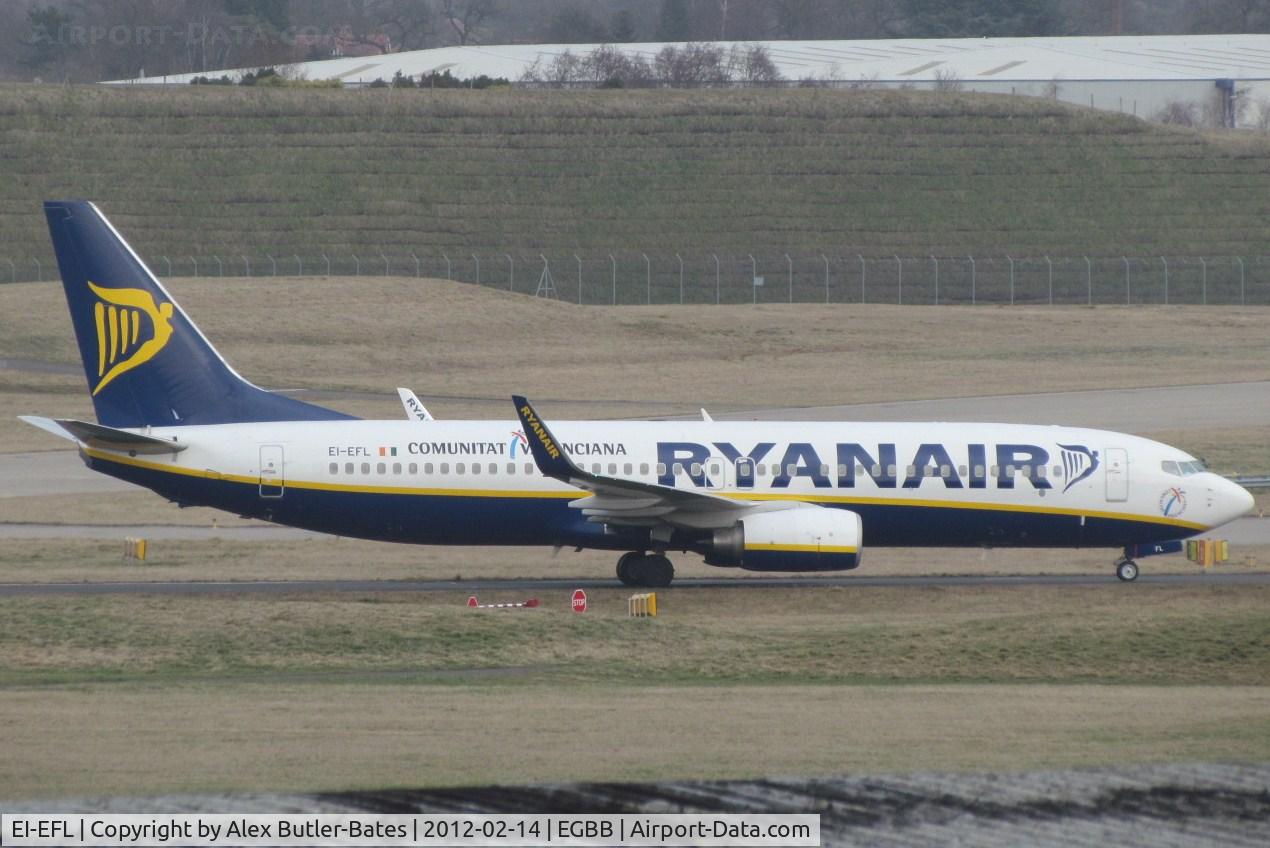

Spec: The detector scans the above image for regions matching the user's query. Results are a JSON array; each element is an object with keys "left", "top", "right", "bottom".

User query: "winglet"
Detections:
[
  {"left": 512, "top": 395, "right": 580, "bottom": 482},
  {"left": 397, "top": 387, "right": 434, "bottom": 421}
]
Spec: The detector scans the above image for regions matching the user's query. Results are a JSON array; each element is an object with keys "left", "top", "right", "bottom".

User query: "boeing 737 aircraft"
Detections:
[{"left": 23, "top": 201, "right": 1253, "bottom": 586}]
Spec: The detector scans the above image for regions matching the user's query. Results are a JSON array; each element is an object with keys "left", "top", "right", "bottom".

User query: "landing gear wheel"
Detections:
[
  {"left": 643, "top": 554, "right": 674, "bottom": 588},
  {"left": 615, "top": 553, "right": 675, "bottom": 587},
  {"left": 1116, "top": 559, "right": 1139, "bottom": 582},
  {"left": 616, "top": 551, "right": 642, "bottom": 586}
]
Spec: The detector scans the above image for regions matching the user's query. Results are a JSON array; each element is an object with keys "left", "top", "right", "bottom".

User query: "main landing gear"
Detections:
[
  {"left": 1115, "top": 557, "right": 1140, "bottom": 582},
  {"left": 616, "top": 551, "right": 675, "bottom": 588}
]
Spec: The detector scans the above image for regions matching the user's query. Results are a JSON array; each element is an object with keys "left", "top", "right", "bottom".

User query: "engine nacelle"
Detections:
[{"left": 706, "top": 505, "right": 862, "bottom": 572}]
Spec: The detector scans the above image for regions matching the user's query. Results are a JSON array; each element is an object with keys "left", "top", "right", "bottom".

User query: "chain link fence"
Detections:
[{"left": 5, "top": 252, "right": 1268, "bottom": 306}]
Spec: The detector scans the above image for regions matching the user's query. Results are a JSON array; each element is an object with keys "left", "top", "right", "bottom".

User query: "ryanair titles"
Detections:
[{"left": 660, "top": 441, "right": 1067, "bottom": 490}]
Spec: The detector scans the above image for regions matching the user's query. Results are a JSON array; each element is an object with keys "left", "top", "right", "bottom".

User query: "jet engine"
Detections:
[{"left": 705, "top": 504, "right": 862, "bottom": 572}]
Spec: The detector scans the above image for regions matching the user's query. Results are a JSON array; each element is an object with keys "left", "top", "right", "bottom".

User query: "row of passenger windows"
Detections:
[
  {"left": 331, "top": 461, "right": 539, "bottom": 476},
  {"left": 328, "top": 460, "right": 1062, "bottom": 480}
]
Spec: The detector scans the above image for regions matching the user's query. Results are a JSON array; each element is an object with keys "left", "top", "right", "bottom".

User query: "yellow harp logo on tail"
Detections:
[{"left": 88, "top": 281, "right": 175, "bottom": 395}]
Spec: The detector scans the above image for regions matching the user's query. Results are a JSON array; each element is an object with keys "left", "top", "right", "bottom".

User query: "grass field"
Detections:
[
  {"left": 3, "top": 85, "right": 1270, "bottom": 266},
  {"left": 6, "top": 683, "right": 1266, "bottom": 799},
  {"left": 5, "top": 585, "right": 1267, "bottom": 687},
  {"left": 2, "top": 584, "right": 1267, "bottom": 798}
]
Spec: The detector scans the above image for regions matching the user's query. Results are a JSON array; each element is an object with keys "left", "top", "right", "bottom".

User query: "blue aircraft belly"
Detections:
[
  {"left": 86, "top": 453, "right": 1191, "bottom": 551},
  {"left": 85, "top": 453, "right": 602, "bottom": 546}
]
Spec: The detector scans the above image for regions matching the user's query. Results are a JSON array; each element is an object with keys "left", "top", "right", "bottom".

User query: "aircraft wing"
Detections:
[
  {"left": 19, "top": 415, "right": 186, "bottom": 454},
  {"left": 397, "top": 388, "right": 434, "bottom": 421},
  {"left": 512, "top": 396, "right": 747, "bottom": 528}
]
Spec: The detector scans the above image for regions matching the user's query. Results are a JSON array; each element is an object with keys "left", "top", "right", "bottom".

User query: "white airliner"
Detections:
[{"left": 23, "top": 201, "right": 1253, "bottom": 586}]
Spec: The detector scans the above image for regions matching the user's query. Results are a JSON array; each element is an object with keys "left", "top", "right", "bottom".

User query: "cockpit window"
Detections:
[{"left": 1163, "top": 460, "right": 1206, "bottom": 476}]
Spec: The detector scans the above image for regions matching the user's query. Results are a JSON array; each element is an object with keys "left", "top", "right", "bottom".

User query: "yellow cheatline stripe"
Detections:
[
  {"left": 718, "top": 489, "right": 1207, "bottom": 531},
  {"left": 745, "top": 543, "right": 858, "bottom": 554},
  {"left": 93, "top": 302, "right": 106, "bottom": 377},
  {"left": 81, "top": 448, "right": 1209, "bottom": 529},
  {"left": 82, "top": 448, "right": 577, "bottom": 500}
]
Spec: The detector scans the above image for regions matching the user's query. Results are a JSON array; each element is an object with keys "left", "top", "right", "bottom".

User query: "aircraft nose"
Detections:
[{"left": 1215, "top": 478, "right": 1255, "bottom": 527}]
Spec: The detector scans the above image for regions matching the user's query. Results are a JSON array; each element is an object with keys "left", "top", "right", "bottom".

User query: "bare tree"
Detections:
[
  {"left": 369, "top": 1, "right": 438, "bottom": 52},
  {"left": 1188, "top": 0, "right": 1270, "bottom": 32},
  {"left": 727, "top": 43, "right": 781, "bottom": 84},
  {"left": 773, "top": 0, "right": 834, "bottom": 38},
  {"left": 442, "top": 0, "right": 497, "bottom": 45},
  {"left": 520, "top": 49, "right": 582, "bottom": 86},
  {"left": 1155, "top": 99, "right": 1199, "bottom": 127},
  {"left": 654, "top": 42, "right": 728, "bottom": 86},
  {"left": 933, "top": 67, "right": 963, "bottom": 91},
  {"left": 583, "top": 43, "right": 654, "bottom": 86}
]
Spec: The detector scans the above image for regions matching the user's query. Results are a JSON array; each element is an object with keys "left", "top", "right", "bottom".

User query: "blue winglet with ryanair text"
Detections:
[{"left": 512, "top": 395, "right": 581, "bottom": 482}]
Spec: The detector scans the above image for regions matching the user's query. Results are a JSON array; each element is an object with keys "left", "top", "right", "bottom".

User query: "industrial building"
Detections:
[{"left": 110, "top": 35, "right": 1270, "bottom": 127}]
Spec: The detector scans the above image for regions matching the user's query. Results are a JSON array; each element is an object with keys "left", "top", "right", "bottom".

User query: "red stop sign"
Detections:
[{"left": 571, "top": 589, "right": 587, "bottom": 613}]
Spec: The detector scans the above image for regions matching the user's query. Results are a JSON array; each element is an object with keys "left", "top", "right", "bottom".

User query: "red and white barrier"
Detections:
[{"left": 466, "top": 595, "right": 540, "bottom": 609}]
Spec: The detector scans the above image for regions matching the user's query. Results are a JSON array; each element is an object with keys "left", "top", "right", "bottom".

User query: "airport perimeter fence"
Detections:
[{"left": 6, "top": 252, "right": 1270, "bottom": 306}]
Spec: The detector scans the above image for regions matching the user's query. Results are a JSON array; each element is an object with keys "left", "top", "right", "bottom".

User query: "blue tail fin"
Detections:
[{"left": 44, "top": 200, "right": 355, "bottom": 427}]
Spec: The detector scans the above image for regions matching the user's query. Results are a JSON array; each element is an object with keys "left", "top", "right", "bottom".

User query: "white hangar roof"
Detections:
[{"left": 110, "top": 35, "right": 1270, "bottom": 86}]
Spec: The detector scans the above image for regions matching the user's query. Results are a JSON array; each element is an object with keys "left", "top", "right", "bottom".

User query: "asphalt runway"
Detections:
[
  {"left": 0, "top": 450, "right": 138, "bottom": 498},
  {"left": 2, "top": 571, "right": 1268, "bottom": 597},
  {"left": 720, "top": 380, "right": 1270, "bottom": 430},
  {"left": 9, "top": 350, "right": 1269, "bottom": 430}
]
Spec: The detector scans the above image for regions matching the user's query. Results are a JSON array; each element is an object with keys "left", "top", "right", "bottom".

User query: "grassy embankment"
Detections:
[{"left": 2, "top": 85, "right": 1270, "bottom": 302}]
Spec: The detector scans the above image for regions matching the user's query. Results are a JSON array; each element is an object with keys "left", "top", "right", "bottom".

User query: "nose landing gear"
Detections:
[
  {"left": 1115, "top": 557, "right": 1140, "bottom": 582},
  {"left": 616, "top": 551, "right": 674, "bottom": 588}
]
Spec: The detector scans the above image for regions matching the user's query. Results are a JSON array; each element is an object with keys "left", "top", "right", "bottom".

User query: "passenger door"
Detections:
[
  {"left": 1105, "top": 447, "right": 1128, "bottom": 502},
  {"left": 259, "top": 444, "right": 284, "bottom": 498},
  {"left": 704, "top": 455, "right": 733, "bottom": 490}
]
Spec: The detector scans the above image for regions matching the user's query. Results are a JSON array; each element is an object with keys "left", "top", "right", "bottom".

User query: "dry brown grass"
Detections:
[
  {"left": 3, "top": 682, "right": 1266, "bottom": 799},
  {"left": 4, "top": 277, "right": 1269, "bottom": 427},
  {"left": 4, "top": 583, "right": 1266, "bottom": 685}
]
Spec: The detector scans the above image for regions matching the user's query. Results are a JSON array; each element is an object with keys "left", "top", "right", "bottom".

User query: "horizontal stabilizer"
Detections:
[{"left": 19, "top": 415, "right": 186, "bottom": 454}]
